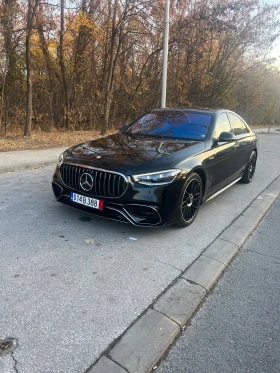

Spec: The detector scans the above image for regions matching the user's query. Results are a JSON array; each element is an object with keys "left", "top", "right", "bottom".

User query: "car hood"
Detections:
[{"left": 63, "top": 134, "right": 206, "bottom": 175}]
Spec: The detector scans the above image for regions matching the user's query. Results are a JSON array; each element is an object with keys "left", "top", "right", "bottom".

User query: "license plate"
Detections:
[{"left": 70, "top": 192, "right": 104, "bottom": 210}]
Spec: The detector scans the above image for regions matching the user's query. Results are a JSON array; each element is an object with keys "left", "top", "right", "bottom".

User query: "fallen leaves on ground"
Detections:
[
  {"left": 0, "top": 129, "right": 115, "bottom": 152},
  {"left": 84, "top": 239, "right": 95, "bottom": 244}
]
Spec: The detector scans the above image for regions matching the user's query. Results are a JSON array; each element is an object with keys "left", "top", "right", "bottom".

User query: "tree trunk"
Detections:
[
  {"left": 101, "top": 0, "right": 118, "bottom": 136},
  {"left": 0, "top": 62, "right": 7, "bottom": 136},
  {"left": 35, "top": 1, "right": 61, "bottom": 127},
  {"left": 1, "top": 0, "right": 17, "bottom": 136},
  {"left": 35, "top": 3, "right": 59, "bottom": 85},
  {"left": 59, "top": 0, "right": 70, "bottom": 130},
  {"left": 25, "top": 0, "right": 37, "bottom": 136}
]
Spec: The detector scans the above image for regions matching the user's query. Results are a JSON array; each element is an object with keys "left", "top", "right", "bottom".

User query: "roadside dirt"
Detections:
[{"left": 0, "top": 130, "right": 115, "bottom": 152}]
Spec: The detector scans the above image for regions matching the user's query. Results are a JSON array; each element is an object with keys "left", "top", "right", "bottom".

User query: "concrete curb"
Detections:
[
  {"left": 0, "top": 161, "right": 57, "bottom": 174},
  {"left": 88, "top": 176, "right": 280, "bottom": 373}
]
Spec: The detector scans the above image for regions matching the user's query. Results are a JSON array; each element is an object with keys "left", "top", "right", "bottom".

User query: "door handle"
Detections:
[
  {"left": 232, "top": 145, "right": 239, "bottom": 150},
  {"left": 247, "top": 140, "right": 252, "bottom": 144},
  {"left": 208, "top": 155, "right": 215, "bottom": 160}
]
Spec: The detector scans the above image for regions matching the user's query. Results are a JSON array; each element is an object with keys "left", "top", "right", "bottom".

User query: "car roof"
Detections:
[{"left": 151, "top": 107, "right": 220, "bottom": 115}]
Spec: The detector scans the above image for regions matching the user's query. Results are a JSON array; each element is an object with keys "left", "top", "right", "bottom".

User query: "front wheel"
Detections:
[
  {"left": 240, "top": 151, "right": 257, "bottom": 184},
  {"left": 174, "top": 173, "right": 203, "bottom": 228}
]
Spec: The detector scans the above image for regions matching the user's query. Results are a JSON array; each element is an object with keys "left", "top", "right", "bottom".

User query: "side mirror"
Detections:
[{"left": 218, "top": 131, "right": 236, "bottom": 142}]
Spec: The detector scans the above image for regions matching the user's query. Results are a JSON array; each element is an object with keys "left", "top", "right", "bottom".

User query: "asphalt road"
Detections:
[
  {"left": 157, "top": 196, "right": 280, "bottom": 373},
  {"left": 0, "top": 133, "right": 280, "bottom": 373}
]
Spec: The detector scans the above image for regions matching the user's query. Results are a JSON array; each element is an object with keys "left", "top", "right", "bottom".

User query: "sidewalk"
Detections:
[
  {"left": 0, "top": 147, "right": 67, "bottom": 174},
  {"left": 253, "top": 127, "right": 280, "bottom": 134},
  {"left": 158, "top": 197, "right": 280, "bottom": 373}
]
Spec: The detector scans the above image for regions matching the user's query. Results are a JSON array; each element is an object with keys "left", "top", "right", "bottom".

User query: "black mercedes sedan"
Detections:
[{"left": 52, "top": 108, "right": 257, "bottom": 227}]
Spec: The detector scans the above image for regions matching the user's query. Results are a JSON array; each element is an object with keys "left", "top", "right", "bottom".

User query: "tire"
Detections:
[
  {"left": 174, "top": 173, "right": 203, "bottom": 228},
  {"left": 240, "top": 151, "right": 257, "bottom": 184}
]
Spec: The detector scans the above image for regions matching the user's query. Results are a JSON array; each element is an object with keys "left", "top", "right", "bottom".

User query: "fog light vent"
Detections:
[
  {"left": 52, "top": 182, "right": 63, "bottom": 198},
  {"left": 124, "top": 205, "right": 161, "bottom": 225}
]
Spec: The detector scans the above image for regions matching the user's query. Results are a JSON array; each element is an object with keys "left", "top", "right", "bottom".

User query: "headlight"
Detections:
[
  {"left": 132, "top": 169, "right": 181, "bottom": 186},
  {"left": 58, "top": 152, "right": 65, "bottom": 167}
]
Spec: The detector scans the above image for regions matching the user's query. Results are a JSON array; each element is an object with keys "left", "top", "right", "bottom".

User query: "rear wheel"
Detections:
[
  {"left": 175, "top": 173, "right": 202, "bottom": 228},
  {"left": 241, "top": 151, "right": 257, "bottom": 184}
]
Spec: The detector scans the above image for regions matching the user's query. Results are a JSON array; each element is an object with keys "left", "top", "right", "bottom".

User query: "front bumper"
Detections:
[{"left": 52, "top": 165, "right": 184, "bottom": 227}]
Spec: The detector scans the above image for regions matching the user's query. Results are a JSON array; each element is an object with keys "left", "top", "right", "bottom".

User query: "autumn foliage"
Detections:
[{"left": 0, "top": 0, "right": 279, "bottom": 137}]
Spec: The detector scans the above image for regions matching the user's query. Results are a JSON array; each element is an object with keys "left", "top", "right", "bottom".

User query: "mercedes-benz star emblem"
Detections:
[{"left": 80, "top": 173, "right": 94, "bottom": 191}]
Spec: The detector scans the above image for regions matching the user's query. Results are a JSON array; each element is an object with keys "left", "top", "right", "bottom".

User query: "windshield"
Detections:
[{"left": 124, "top": 111, "right": 212, "bottom": 140}]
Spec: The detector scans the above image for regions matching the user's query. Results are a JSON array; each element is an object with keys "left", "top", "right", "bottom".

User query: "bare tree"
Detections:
[
  {"left": 59, "top": 0, "right": 70, "bottom": 129},
  {"left": 101, "top": 0, "right": 118, "bottom": 135},
  {"left": 0, "top": 0, "right": 19, "bottom": 136},
  {"left": 25, "top": 0, "right": 39, "bottom": 136}
]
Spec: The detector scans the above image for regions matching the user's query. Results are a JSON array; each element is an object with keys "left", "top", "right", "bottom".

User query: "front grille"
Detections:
[{"left": 60, "top": 164, "right": 127, "bottom": 198}]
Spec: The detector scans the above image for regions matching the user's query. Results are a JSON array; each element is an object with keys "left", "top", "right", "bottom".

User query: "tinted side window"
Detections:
[
  {"left": 227, "top": 113, "right": 247, "bottom": 135},
  {"left": 214, "top": 113, "right": 232, "bottom": 140},
  {"left": 241, "top": 120, "right": 249, "bottom": 133}
]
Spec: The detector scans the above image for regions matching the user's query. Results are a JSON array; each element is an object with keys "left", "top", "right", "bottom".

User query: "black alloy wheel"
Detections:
[
  {"left": 241, "top": 151, "right": 257, "bottom": 184},
  {"left": 175, "top": 173, "right": 203, "bottom": 227}
]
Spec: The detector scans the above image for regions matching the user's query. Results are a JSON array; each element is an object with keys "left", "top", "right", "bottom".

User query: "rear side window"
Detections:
[
  {"left": 241, "top": 120, "right": 250, "bottom": 133},
  {"left": 214, "top": 113, "right": 232, "bottom": 140},
  {"left": 227, "top": 113, "right": 248, "bottom": 135}
]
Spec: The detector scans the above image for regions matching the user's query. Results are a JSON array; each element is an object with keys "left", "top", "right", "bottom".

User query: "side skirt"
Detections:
[{"left": 205, "top": 177, "right": 242, "bottom": 202}]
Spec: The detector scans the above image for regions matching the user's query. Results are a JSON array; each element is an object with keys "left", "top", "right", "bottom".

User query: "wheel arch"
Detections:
[{"left": 191, "top": 167, "right": 206, "bottom": 198}]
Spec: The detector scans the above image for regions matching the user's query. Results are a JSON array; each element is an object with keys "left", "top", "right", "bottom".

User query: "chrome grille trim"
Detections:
[
  {"left": 60, "top": 163, "right": 128, "bottom": 198},
  {"left": 99, "top": 171, "right": 102, "bottom": 195},
  {"left": 103, "top": 172, "right": 107, "bottom": 196}
]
